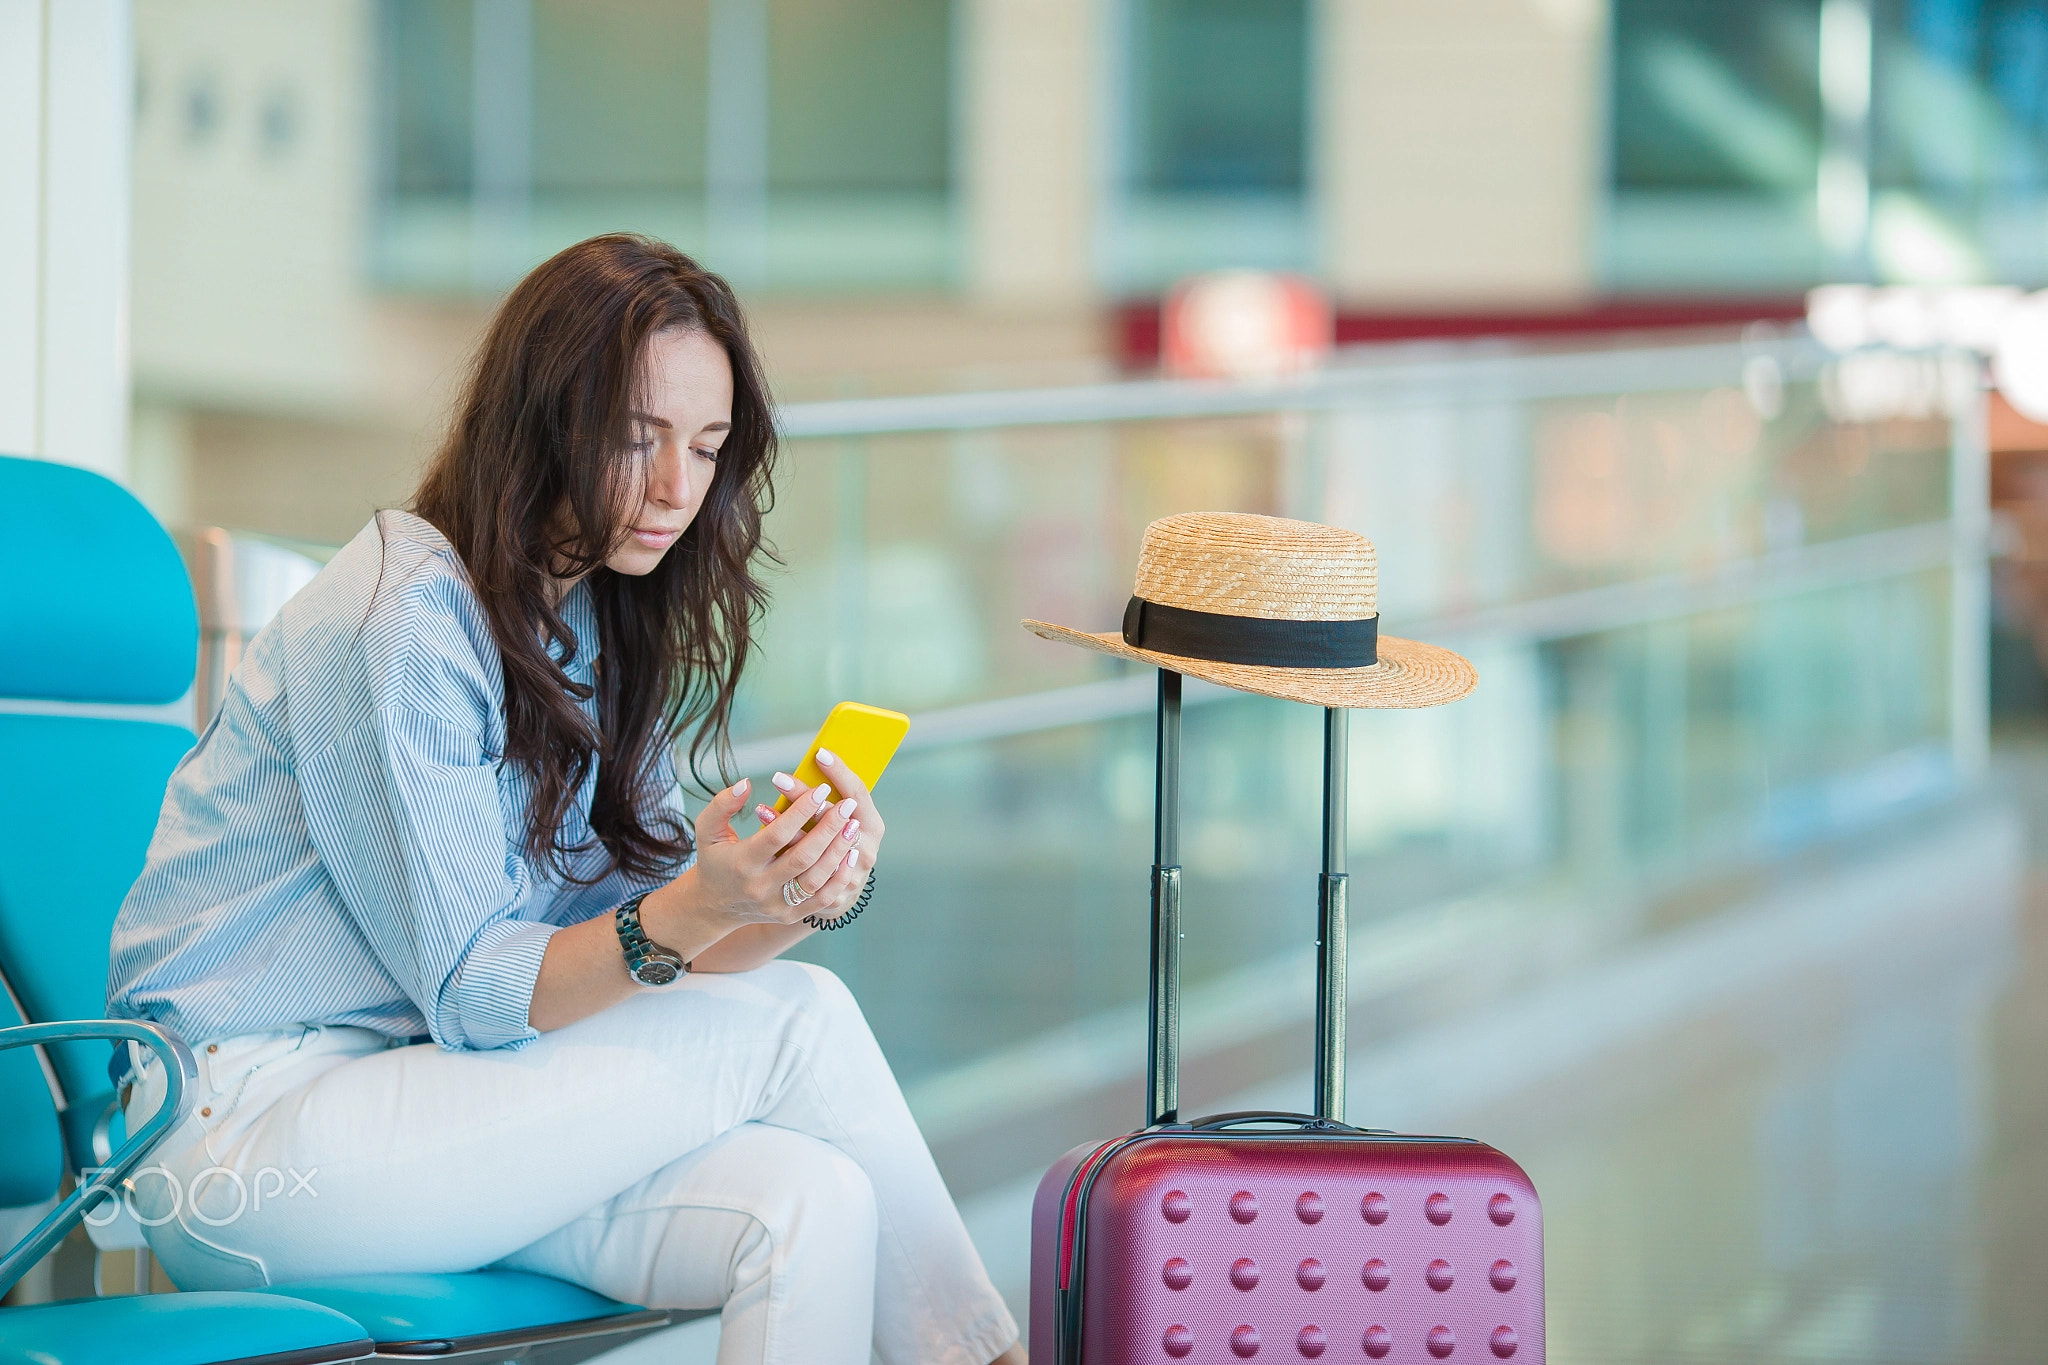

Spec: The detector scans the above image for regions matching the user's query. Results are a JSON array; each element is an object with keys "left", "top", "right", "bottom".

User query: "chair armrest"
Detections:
[
  {"left": 91, "top": 1090, "right": 124, "bottom": 1167},
  {"left": 0, "top": 1019, "right": 196, "bottom": 1297}
]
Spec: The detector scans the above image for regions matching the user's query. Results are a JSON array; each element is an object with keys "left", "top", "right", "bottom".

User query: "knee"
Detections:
[
  {"left": 756, "top": 959, "right": 865, "bottom": 1025},
  {"left": 791, "top": 960, "right": 859, "bottom": 1012},
  {"left": 737, "top": 1126, "right": 878, "bottom": 1253},
  {"left": 793, "top": 1131, "right": 878, "bottom": 1243}
]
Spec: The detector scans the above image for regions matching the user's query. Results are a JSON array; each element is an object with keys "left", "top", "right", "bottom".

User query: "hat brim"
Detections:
[{"left": 1021, "top": 619, "right": 1476, "bottom": 709}]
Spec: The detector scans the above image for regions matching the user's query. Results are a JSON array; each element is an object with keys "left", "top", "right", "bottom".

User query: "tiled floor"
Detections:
[
  {"left": 623, "top": 774, "right": 2048, "bottom": 1365},
  {"left": 949, "top": 768, "right": 2048, "bottom": 1362},
  {"left": 44, "top": 742, "right": 2048, "bottom": 1365},
  {"left": 625, "top": 761, "right": 2048, "bottom": 1364},
  {"left": 1516, "top": 832, "right": 2036, "bottom": 1363},
  {"left": 1388, "top": 754, "right": 2048, "bottom": 1365}
]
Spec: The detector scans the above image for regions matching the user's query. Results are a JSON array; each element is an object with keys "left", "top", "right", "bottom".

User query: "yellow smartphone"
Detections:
[{"left": 771, "top": 701, "right": 911, "bottom": 812}]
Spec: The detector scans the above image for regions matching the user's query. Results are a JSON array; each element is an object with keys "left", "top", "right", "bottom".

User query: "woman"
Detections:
[{"left": 108, "top": 234, "right": 1022, "bottom": 1365}]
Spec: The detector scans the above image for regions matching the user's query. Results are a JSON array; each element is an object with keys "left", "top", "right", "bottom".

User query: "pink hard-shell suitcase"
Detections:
[{"left": 1029, "top": 673, "right": 1544, "bottom": 1363}]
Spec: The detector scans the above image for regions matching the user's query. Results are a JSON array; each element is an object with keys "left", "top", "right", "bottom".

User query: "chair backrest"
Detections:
[{"left": 0, "top": 454, "right": 198, "bottom": 1106}]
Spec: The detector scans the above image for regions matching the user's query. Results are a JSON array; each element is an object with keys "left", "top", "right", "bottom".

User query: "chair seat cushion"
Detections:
[
  {"left": 0, "top": 1291, "right": 371, "bottom": 1365},
  {"left": 256, "top": 1270, "right": 641, "bottom": 1347}
]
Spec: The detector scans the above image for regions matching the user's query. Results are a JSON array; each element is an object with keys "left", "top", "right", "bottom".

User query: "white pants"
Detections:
[{"left": 123, "top": 960, "right": 1017, "bottom": 1365}]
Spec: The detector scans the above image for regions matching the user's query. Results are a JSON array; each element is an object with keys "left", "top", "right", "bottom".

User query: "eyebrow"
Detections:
[{"left": 629, "top": 413, "right": 732, "bottom": 435}]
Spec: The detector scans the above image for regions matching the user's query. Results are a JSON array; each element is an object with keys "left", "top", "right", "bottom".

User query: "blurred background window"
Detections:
[
  {"left": 1865, "top": 0, "right": 2048, "bottom": 282},
  {"left": 1128, "top": 0, "right": 1306, "bottom": 193},
  {"left": 1612, "top": 0, "right": 1823, "bottom": 194},
  {"left": 1872, "top": 0, "right": 2048, "bottom": 199},
  {"left": 373, "top": 0, "right": 951, "bottom": 294},
  {"left": 1106, "top": 0, "right": 1311, "bottom": 292},
  {"left": 1610, "top": 0, "right": 2048, "bottom": 289},
  {"left": 380, "top": 0, "right": 476, "bottom": 200},
  {"left": 1607, "top": 0, "right": 1830, "bottom": 290},
  {"left": 768, "top": 0, "right": 951, "bottom": 196}
]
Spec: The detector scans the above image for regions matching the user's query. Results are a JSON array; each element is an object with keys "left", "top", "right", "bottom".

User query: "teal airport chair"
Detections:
[
  {"left": 0, "top": 1011, "right": 377, "bottom": 1365},
  {"left": 0, "top": 456, "right": 699, "bottom": 1360}
]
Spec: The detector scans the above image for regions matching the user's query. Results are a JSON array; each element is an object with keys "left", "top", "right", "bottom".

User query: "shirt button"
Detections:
[
  {"left": 200, "top": 1107, "right": 212, "bottom": 1118},
  {"left": 206, "top": 1044, "right": 218, "bottom": 1054}
]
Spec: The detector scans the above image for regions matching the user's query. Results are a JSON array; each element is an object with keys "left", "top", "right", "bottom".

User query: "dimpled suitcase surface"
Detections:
[
  {"left": 1029, "top": 677, "right": 1544, "bottom": 1363},
  {"left": 1031, "top": 1132, "right": 1543, "bottom": 1363}
]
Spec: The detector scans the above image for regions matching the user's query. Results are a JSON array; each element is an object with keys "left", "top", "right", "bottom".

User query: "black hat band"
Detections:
[{"left": 1122, "top": 596, "right": 1378, "bottom": 669}]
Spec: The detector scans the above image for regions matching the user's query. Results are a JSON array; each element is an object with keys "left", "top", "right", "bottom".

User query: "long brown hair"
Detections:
[{"left": 414, "top": 234, "right": 776, "bottom": 881}]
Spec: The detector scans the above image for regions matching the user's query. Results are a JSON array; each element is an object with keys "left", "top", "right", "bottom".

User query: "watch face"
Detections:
[{"left": 634, "top": 959, "right": 681, "bottom": 986}]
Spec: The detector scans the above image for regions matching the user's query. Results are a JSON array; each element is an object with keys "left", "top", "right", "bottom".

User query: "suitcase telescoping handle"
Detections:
[
  {"left": 1146, "top": 670, "right": 1184, "bottom": 1127},
  {"left": 1146, "top": 670, "right": 1349, "bottom": 1127},
  {"left": 1315, "top": 705, "right": 1349, "bottom": 1122}
]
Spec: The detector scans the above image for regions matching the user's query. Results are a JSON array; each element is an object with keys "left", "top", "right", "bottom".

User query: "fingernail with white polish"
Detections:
[
  {"left": 837, "top": 797, "right": 857, "bottom": 818},
  {"left": 771, "top": 772, "right": 798, "bottom": 792},
  {"left": 817, "top": 748, "right": 838, "bottom": 766},
  {"left": 813, "top": 784, "right": 833, "bottom": 806},
  {"left": 845, "top": 848, "right": 860, "bottom": 869},
  {"left": 734, "top": 777, "right": 750, "bottom": 796}
]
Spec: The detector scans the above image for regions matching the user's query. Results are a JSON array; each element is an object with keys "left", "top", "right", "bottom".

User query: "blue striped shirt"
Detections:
[{"left": 108, "top": 511, "right": 689, "bottom": 1051}]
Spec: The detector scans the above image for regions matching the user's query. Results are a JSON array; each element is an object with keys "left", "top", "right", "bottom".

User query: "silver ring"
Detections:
[{"left": 782, "top": 877, "right": 814, "bottom": 907}]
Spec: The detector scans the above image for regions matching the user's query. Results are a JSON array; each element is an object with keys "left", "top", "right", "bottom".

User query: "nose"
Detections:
[{"left": 646, "top": 441, "right": 690, "bottom": 511}]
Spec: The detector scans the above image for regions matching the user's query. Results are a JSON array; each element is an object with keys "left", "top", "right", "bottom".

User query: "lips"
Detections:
[{"left": 631, "top": 526, "right": 683, "bottom": 548}]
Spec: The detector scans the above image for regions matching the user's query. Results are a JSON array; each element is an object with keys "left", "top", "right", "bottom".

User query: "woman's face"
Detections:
[{"left": 606, "top": 327, "right": 735, "bottom": 577}]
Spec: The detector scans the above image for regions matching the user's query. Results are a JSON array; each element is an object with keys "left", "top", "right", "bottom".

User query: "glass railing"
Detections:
[
  {"left": 733, "top": 330, "right": 1987, "bottom": 1095},
  {"left": 184, "top": 329, "right": 1988, "bottom": 1105}
]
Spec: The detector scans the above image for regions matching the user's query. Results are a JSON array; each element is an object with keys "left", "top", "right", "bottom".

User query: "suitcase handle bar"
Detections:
[
  {"left": 1185, "top": 1109, "right": 1368, "bottom": 1134},
  {"left": 1147, "top": 671, "right": 1183, "bottom": 1127},
  {"left": 1147, "top": 670, "right": 1351, "bottom": 1126}
]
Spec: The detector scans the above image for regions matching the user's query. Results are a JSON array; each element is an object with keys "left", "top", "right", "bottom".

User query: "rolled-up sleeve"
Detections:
[
  {"left": 448, "top": 920, "right": 557, "bottom": 1048},
  {"left": 298, "top": 700, "right": 554, "bottom": 1051}
]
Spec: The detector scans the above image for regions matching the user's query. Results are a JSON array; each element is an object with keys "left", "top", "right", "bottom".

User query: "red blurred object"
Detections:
[
  {"left": 1120, "top": 295, "right": 1807, "bottom": 372},
  {"left": 1989, "top": 391, "right": 2048, "bottom": 679},
  {"left": 1160, "top": 271, "right": 1335, "bottom": 379}
]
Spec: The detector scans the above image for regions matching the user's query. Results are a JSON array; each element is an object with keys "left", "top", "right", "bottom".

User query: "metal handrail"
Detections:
[
  {"left": 728, "top": 516, "right": 1969, "bottom": 775},
  {"left": 140, "top": 331, "right": 1957, "bottom": 781},
  {"left": 777, "top": 332, "right": 1824, "bottom": 437},
  {"left": 0, "top": 1020, "right": 197, "bottom": 1297}
]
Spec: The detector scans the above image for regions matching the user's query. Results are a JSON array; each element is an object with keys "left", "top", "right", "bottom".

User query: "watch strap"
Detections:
[{"left": 616, "top": 891, "right": 689, "bottom": 985}]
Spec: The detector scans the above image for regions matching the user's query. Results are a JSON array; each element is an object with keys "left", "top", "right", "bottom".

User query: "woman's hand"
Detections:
[
  {"left": 789, "top": 747, "right": 885, "bottom": 882},
  {"left": 533, "top": 775, "right": 862, "bottom": 1023},
  {"left": 680, "top": 776, "right": 869, "bottom": 932}
]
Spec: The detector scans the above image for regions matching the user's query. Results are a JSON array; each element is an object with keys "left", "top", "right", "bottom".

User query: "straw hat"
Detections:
[{"left": 1022, "top": 512, "right": 1475, "bottom": 709}]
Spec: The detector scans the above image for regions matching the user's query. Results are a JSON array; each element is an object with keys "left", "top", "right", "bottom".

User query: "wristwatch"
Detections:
[{"left": 616, "top": 892, "right": 689, "bottom": 986}]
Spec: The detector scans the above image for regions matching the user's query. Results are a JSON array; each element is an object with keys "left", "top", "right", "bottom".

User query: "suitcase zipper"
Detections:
[
  {"left": 1056, "top": 1136, "right": 1138, "bottom": 1291},
  {"left": 1055, "top": 1129, "right": 1158, "bottom": 1365}
]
